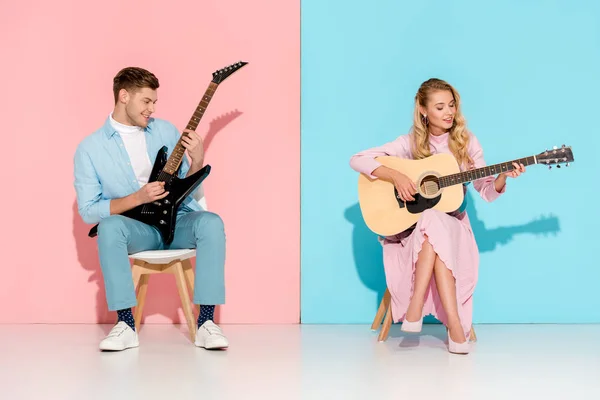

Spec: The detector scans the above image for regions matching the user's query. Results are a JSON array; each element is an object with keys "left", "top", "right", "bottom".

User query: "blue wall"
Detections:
[{"left": 301, "top": 0, "right": 600, "bottom": 323}]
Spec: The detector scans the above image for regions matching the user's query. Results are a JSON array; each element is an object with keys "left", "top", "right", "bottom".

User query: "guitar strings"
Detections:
[
  {"left": 140, "top": 91, "right": 211, "bottom": 215},
  {"left": 439, "top": 159, "right": 530, "bottom": 188},
  {"left": 141, "top": 170, "right": 171, "bottom": 214},
  {"left": 140, "top": 139, "right": 185, "bottom": 214}
]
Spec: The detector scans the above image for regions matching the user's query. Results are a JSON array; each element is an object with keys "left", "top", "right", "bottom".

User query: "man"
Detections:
[{"left": 74, "top": 67, "right": 228, "bottom": 351}]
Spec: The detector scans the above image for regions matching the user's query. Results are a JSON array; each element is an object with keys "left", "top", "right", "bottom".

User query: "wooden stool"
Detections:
[
  {"left": 371, "top": 288, "right": 477, "bottom": 342},
  {"left": 128, "top": 249, "right": 198, "bottom": 342}
]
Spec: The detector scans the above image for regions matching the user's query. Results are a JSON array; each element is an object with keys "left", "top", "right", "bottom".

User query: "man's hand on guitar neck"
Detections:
[
  {"left": 109, "top": 182, "right": 169, "bottom": 215},
  {"left": 372, "top": 166, "right": 418, "bottom": 202},
  {"left": 181, "top": 129, "right": 205, "bottom": 175}
]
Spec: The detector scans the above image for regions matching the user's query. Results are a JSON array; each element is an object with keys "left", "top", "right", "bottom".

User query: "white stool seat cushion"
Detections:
[{"left": 129, "top": 249, "right": 196, "bottom": 264}]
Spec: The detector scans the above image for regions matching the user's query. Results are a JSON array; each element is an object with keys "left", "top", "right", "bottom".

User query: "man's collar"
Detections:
[{"left": 102, "top": 115, "right": 154, "bottom": 138}]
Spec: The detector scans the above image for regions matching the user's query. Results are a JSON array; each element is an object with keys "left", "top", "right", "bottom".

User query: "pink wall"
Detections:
[{"left": 0, "top": 1, "right": 299, "bottom": 324}]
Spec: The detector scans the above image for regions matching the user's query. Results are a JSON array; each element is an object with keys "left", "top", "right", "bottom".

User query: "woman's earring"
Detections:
[{"left": 422, "top": 114, "right": 428, "bottom": 125}]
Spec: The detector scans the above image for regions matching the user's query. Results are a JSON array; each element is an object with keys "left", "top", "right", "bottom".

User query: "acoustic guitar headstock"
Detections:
[{"left": 536, "top": 145, "right": 574, "bottom": 169}]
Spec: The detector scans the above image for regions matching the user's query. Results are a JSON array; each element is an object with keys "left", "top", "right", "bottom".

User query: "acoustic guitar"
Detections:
[{"left": 357, "top": 145, "right": 574, "bottom": 236}]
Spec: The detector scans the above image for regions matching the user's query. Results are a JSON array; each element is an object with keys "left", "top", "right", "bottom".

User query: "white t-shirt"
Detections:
[{"left": 110, "top": 113, "right": 153, "bottom": 188}]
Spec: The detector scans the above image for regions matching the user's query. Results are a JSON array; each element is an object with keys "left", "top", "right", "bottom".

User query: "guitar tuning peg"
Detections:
[
  {"left": 553, "top": 146, "right": 558, "bottom": 149},
  {"left": 566, "top": 163, "right": 570, "bottom": 167},
  {"left": 557, "top": 164, "right": 561, "bottom": 168},
  {"left": 548, "top": 165, "right": 552, "bottom": 170}
]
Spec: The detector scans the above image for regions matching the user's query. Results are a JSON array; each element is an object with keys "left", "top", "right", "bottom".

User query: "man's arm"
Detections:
[
  {"left": 74, "top": 145, "right": 140, "bottom": 223},
  {"left": 109, "top": 182, "right": 169, "bottom": 213},
  {"left": 74, "top": 146, "right": 112, "bottom": 224},
  {"left": 181, "top": 129, "right": 205, "bottom": 177},
  {"left": 185, "top": 161, "right": 204, "bottom": 177},
  {"left": 110, "top": 193, "right": 142, "bottom": 215},
  {"left": 74, "top": 145, "right": 168, "bottom": 224}
]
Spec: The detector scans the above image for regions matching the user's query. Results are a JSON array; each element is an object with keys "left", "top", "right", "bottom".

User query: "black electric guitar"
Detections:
[{"left": 88, "top": 61, "right": 248, "bottom": 244}]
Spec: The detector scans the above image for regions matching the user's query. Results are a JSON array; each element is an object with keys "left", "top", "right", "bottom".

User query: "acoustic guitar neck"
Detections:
[{"left": 439, "top": 155, "right": 536, "bottom": 188}]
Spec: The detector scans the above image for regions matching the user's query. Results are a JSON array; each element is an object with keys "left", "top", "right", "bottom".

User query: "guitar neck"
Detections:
[
  {"left": 439, "top": 155, "right": 537, "bottom": 188},
  {"left": 161, "top": 82, "right": 219, "bottom": 176}
]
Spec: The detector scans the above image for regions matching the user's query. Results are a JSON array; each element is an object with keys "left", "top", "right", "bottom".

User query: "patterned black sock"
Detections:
[
  {"left": 197, "top": 305, "right": 215, "bottom": 328},
  {"left": 117, "top": 308, "right": 135, "bottom": 331}
]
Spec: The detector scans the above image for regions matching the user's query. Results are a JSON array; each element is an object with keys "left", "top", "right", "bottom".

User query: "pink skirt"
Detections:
[{"left": 381, "top": 208, "right": 479, "bottom": 338}]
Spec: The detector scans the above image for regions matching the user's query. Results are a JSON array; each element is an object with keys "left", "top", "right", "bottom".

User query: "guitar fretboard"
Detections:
[
  {"left": 162, "top": 82, "right": 219, "bottom": 176},
  {"left": 439, "top": 156, "right": 536, "bottom": 188}
]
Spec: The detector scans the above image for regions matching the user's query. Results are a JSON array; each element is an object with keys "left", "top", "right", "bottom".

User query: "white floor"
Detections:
[{"left": 0, "top": 324, "right": 598, "bottom": 400}]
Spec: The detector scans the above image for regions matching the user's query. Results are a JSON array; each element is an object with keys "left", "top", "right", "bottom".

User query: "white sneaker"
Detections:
[
  {"left": 195, "top": 320, "right": 229, "bottom": 349},
  {"left": 99, "top": 321, "right": 139, "bottom": 351}
]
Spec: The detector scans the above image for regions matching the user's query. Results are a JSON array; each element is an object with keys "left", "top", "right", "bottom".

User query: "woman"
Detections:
[{"left": 349, "top": 78, "right": 525, "bottom": 354}]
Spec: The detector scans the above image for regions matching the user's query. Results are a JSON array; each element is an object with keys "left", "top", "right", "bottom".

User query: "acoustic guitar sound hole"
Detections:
[{"left": 419, "top": 175, "right": 440, "bottom": 197}]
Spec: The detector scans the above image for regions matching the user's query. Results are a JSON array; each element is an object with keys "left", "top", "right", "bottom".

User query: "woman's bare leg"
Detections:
[
  {"left": 433, "top": 255, "right": 466, "bottom": 343},
  {"left": 405, "top": 235, "right": 436, "bottom": 321}
]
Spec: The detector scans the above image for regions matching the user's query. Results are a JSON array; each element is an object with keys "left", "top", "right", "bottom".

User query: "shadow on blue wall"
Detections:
[{"left": 344, "top": 190, "right": 560, "bottom": 324}]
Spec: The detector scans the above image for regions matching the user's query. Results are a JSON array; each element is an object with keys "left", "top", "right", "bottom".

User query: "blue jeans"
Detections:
[{"left": 96, "top": 211, "right": 226, "bottom": 311}]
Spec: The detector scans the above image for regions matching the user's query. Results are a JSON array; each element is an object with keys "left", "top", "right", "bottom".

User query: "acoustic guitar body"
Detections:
[{"left": 357, "top": 154, "right": 464, "bottom": 237}]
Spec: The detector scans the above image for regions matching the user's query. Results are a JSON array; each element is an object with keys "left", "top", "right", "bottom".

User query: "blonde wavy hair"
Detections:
[{"left": 411, "top": 78, "right": 473, "bottom": 169}]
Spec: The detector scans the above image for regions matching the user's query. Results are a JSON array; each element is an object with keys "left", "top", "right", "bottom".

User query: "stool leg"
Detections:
[
  {"left": 371, "top": 289, "right": 391, "bottom": 330},
  {"left": 173, "top": 262, "right": 196, "bottom": 342},
  {"left": 469, "top": 325, "right": 477, "bottom": 342},
  {"left": 378, "top": 302, "right": 393, "bottom": 342}
]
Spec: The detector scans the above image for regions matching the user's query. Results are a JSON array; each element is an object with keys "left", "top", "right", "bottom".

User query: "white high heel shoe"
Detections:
[
  {"left": 400, "top": 316, "right": 423, "bottom": 333},
  {"left": 447, "top": 330, "right": 470, "bottom": 354}
]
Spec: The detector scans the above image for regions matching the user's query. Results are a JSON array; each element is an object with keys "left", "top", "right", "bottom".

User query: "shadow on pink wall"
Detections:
[{"left": 72, "top": 109, "right": 243, "bottom": 324}]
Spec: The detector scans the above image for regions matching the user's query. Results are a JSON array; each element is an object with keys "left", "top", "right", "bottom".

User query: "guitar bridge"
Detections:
[{"left": 394, "top": 187, "right": 441, "bottom": 213}]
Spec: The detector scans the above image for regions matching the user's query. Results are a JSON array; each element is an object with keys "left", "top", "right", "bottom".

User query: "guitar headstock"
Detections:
[
  {"left": 211, "top": 61, "right": 248, "bottom": 84},
  {"left": 536, "top": 145, "right": 574, "bottom": 169}
]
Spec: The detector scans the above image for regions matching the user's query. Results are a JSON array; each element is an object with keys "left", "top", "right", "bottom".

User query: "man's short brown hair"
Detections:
[{"left": 112, "top": 67, "right": 160, "bottom": 103}]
